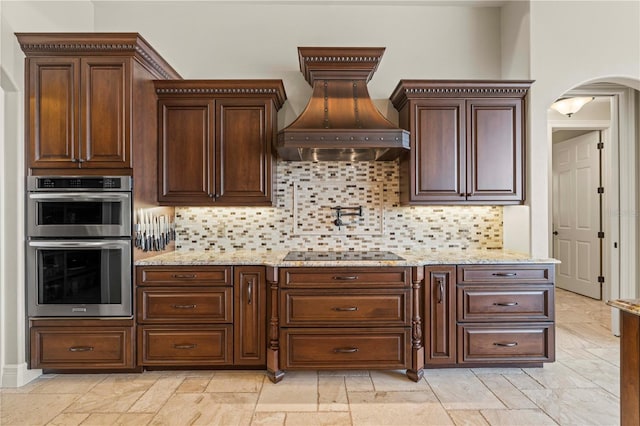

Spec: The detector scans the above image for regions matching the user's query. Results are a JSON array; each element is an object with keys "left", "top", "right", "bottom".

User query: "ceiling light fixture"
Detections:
[{"left": 550, "top": 96, "right": 595, "bottom": 117}]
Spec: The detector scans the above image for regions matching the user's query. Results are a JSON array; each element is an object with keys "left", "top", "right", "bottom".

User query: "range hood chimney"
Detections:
[{"left": 276, "top": 47, "right": 409, "bottom": 161}]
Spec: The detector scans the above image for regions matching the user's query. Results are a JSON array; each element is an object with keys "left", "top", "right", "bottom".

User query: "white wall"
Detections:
[{"left": 0, "top": 0, "right": 95, "bottom": 387}]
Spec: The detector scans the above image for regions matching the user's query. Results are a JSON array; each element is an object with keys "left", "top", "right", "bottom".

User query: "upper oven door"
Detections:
[{"left": 27, "top": 192, "right": 132, "bottom": 237}]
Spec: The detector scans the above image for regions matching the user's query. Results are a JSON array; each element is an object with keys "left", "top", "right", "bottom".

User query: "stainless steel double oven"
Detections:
[{"left": 27, "top": 176, "right": 132, "bottom": 317}]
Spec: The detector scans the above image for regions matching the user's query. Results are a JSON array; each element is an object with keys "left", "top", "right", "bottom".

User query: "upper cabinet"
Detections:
[
  {"left": 154, "top": 80, "right": 287, "bottom": 206},
  {"left": 390, "top": 81, "right": 532, "bottom": 205},
  {"left": 17, "top": 33, "right": 181, "bottom": 173}
]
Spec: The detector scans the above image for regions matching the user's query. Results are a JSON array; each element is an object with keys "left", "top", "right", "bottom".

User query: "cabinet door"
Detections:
[
  {"left": 234, "top": 266, "right": 267, "bottom": 365},
  {"left": 216, "top": 99, "right": 273, "bottom": 205},
  {"left": 410, "top": 99, "right": 466, "bottom": 203},
  {"left": 466, "top": 98, "right": 524, "bottom": 202},
  {"left": 27, "top": 57, "right": 80, "bottom": 168},
  {"left": 425, "top": 266, "right": 456, "bottom": 365},
  {"left": 80, "top": 57, "right": 131, "bottom": 168},
  {"left": 158, "top": 99, "right": 215, "bottom": 204}
]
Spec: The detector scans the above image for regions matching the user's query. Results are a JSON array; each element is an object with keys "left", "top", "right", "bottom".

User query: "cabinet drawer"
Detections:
[
  {"left": 137, "top": 266, "right": 231, "bottom": 286},
  {"left": 281, "top": 290, "right": 410, "bottom": 326},
  {"left": 458, "top": 323, "right": 554, "bottom": 363},
  {"left": 280, "top": 267, "right": 411, "bottom": 289},
  {"left": 457, "top": 265, "right": 553, "bottom": 284},
  {"left": 138, "top": 326, "right": 232, "bottom": 365},
  {"left": 137, "top": 288, "right": 233, "bottom": 323},
  {"left": 457, "top": 285, "right": 554, "bottom": 321},
  {"left": 282, "top": 328, "right": 410, "bottom": 369},
  {"left": 31, "top": 326, "right": 134, "bottom": 369}
]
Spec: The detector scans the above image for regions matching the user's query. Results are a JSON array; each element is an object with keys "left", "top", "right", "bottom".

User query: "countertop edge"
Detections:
[{"left": 607, "top": 299, "right": 640, "bottom": 316}]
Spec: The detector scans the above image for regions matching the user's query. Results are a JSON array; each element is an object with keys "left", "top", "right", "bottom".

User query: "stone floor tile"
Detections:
[
  {"left": 560, "top": 357, "right": 620, "bottom": 396},
  {"left": 522, "top": 362, "right": 598, "bottom": 389},
  {"left": 251, "top": 412, "right": 286, "bottom": 426},
  {"left": 30, "top": 374, "right": 107, "bottom": 395},
  {"left": 522, "top": 387, "right": 619, "bottom": 426},
  {"left": 285, "top": 412, "right": 352, "bottom": 426},
  {"left": 476, "top": 374, "right": 537, "bottom": 409},
  {"left": 46, "top": 412, "right": 89, "bottom": 426},
  {"left": 81, "top": 413, "right": 122, "bottom": 425},
  {"left": 175, "top": 377, "right": 211, "bottom": 393},
  {"left": 349, "top": 391, "right": 451, "bottom": 425},
  {"left": 447, "top": 410, "right": 490, "bottom": 426},
  {"left": 369, "top": 370, "right": 430, "bottom": 392},
  {"left": 256, "top": 372, "right": 318, "bottom": 412},
  {"left": 128, "top": 375, "right": 185, "bottom": 413},
  {"left": 344, "top": 376, "right": 374, "bottom": 393},
  {"left": 1, "top": 393, "right": 78, "bottom": 425},
  {"left": 318, "top": 376, "right": 349, "bottom": 412},
  {"left": 206, "top": 371, "right": 265, "bottom": 393},
  {"left": 426, "top": 371, "right": 505, "bottom": 410},
  {"left": 114, "top": 413, "right": 156, "bottom": 425},
  {"left": 149, "top": 393, "right": 257, "bottom": 426},
  {"left": 480, "top": 409, "right": 557, "bottom": 425}
]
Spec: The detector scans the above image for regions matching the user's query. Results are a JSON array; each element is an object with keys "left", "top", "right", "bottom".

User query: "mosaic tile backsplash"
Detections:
[{"left": 175, "top": 161, "right": 503, "bottom": 252}]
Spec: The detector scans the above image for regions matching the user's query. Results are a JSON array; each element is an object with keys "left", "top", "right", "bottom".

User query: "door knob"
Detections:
[{"left": 553, "top": 231, "right": 558, "bottom": 235}]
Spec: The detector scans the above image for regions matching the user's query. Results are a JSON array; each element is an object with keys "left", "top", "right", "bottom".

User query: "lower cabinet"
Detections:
[
  {"left": 30, "top": 318, "right": 135, "bottom": 370},
  {"left": 136, "top": 265, "right": 266, "bottom": 368},
  {"left": 425, "top": 265, "right": 457, "bottom": 365}
]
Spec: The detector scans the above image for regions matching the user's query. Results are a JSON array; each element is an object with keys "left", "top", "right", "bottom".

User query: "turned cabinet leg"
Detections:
[
  {"left": 266, "top": 266, "right": 284, "bottom": 383},
  {"left": 408, "top": 266, "right": 425, "bottom": 381}
]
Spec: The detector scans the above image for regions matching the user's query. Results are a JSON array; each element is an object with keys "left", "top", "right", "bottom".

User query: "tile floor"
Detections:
[{"left": 1, "top": 289, "right": 621, "bottom": 425}]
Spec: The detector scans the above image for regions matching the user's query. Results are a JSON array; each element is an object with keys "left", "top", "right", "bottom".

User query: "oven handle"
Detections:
[
  {"left": 29, "top": 193, "right": 130, "bottom": 201},
  {"left": 28, "top": 241, "right": 129, "bottom": 249}
]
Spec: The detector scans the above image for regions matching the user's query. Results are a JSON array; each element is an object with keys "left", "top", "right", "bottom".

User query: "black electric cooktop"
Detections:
[{"left": 283, "top": 250, "right": 405, "bottom": 261}]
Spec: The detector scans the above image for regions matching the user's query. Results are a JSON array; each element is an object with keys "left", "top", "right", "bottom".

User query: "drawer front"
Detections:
[
  {"left": 137, "top": 288, "right": 233, "bottom": 323},
  {"left": 458, "top": 323, "right": 555, "bottom": 363},
  {"left": 139, "top": 326, "right": 232, "bottom": 365},
  {"left": 457, "top": 265, "right": 554, "bottom": 284},
  {"left": 31, "top": 327, "right": 134, "bottom": 369},
  {"left": 282, "top": 328, "right": 410, "bottom": 369},
  {"left": 280, "top": 267, "right": 411, "bottom": 289},
  {"left": 281, "top": 290, "right": 410, "bottom": 326},
  {"left": 137, "top": 266, "right": 232, "bottom": 286},
  {"left": 457, "top": 285, "right": 554, "bottom": 321}
]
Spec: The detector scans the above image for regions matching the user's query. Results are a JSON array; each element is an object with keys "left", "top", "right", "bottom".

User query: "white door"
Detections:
[{"left": 552, "top": 131, "right": 602, "bottom": 299}]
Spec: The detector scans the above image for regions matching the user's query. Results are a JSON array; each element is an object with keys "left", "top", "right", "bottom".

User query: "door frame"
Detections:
[{"left": 548, "top": 84, "right": 638, "bottom": 335}]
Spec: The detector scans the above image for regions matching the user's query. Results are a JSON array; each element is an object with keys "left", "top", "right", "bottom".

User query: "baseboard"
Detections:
[{"left": 1, "top": 362, "right": 42, "bottom": 388}]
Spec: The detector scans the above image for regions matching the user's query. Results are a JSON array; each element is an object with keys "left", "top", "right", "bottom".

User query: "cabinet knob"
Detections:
[
  {"left": 71, "top": 158, "right": 78, "bottom": 163},
  {"left": 77, "top": 158, "right": 85, "bottom": 163}
]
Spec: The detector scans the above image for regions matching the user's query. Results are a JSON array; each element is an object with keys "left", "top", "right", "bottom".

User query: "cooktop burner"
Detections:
[{"left": 283, "top": 251, "right": 405, "bottom": 262}]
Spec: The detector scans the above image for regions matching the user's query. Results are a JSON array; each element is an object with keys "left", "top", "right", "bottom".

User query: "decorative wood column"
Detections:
[
  {"left": 266, "top": 266, "right": 284, "bottom": 383},
  {"left": 406, "top": 266, "right": 425, "bottom": 382}
]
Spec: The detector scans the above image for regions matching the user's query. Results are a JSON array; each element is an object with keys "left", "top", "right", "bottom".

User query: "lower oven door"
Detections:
[{"left": 27, "top": 240, "right": 132, "bottom": 317}]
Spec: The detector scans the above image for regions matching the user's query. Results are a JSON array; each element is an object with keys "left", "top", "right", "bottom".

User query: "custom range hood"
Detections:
[{"left": 276, "top": 47, "right": 409, "bottom": 161}]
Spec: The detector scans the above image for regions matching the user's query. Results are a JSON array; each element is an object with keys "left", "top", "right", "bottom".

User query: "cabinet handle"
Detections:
[
  {"left": 77, "top": 158, "right": 85, "bottom": 163},
  {"left": 493, "top": 302, "right": 519, "bottom": 307},
  {"left": 492, "top": 273, "right": 517, "bottom": 277},
  {"left": 332, "top": 276, "right": 358, "bottom": 281},
  {"left": 172, "top": 274, "right": 196, "bottom": 279},
  {"left": 69, "top": 346, "right": 94, "bottom": 352},
  {"left": 173, "top": 304, "right": 196, "bottom": 309},
  {"left": 70, "top": 158, "right": 78, "bottom": 163},
  {"left": 334, "top": 347, "right": 359, "bottom": 353},
  {"left": 247, "top": 281, "right": 253, "bottom": 305},
  {"left": 436, "top": 278, "right": 444, "bottom": 304},
  {"left": 333, "top": 307, "right": 358, "bottom": 312},
  {"left": 459, "top": 193, "right": 465, "bottom": 197},
  {"left": 174, "top": 344, "right": 197, "bottom": 350},
  {"left": 493, "top": 342, "right": 518, "bottom": 347}
]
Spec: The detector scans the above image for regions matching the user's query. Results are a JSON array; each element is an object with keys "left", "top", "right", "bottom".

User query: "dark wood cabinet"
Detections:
[
  {"left": 136, "top": 265, "right": 267, "bottom": 368},
  {"left": 390, "top": 80, "right": 532, "bottom": 205},
  {"left": 425, "top": 265, "right": 456, "bottom": 365},
  {"left": 155, "top": 80, "right": 286, "bottom": 206},
  {"left": 234, "top": 266, "right": 267, "bottom": 366},
  {"left": 456, "top": 264, "right": 555, "bottom": 366},
  {"left": 29, "top": 318, "right": 136, "bottom": 370},
  {"left": 17, "top": 33, "right": 180, "bottom": 173},
  {"left": 269, "top": 267, "right": 422, "bottom": 382}
]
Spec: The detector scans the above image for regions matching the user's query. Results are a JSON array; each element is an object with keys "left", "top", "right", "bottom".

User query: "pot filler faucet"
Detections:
[{"left": 331, "top": 206, "right": 363, "bottom": 230}]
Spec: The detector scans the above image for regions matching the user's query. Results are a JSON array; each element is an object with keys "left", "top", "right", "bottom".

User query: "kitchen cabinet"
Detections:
[
  {"left": 425, "top": 265, "right": 456, "bottom": 365},
  {"left": 154, "top": 80, "right": 286, "bottom": 206},
  {"left": 17, "top": 33, "right": 180, "bottom": 173},
  {"left": 390, "top": 80, "right": 532, "bottom": 205},
  {"left": 30, "top": 318, "right": 136, "bottom": 370},
  {"left": 456, "top": 264, "right": 555, "bottom": 365},
  {"left": 268, "top": 267, "right": 423, "bottom": 382},
  {"left": 136, "top": 265, "right": 267, "bottom": 367}
]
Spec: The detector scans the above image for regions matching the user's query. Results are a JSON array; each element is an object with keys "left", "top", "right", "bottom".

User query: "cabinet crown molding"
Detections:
[{"left": 15, "top": 33, "right": 181, "bottom": 80}]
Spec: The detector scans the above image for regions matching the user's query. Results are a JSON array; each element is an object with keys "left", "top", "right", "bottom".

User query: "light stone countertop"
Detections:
[
  {"left": 607, "top": 299, "right": 640, "bottom": 316},
  {"left": 135, "top": 249, "right": 558, "bottom": 267}
]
